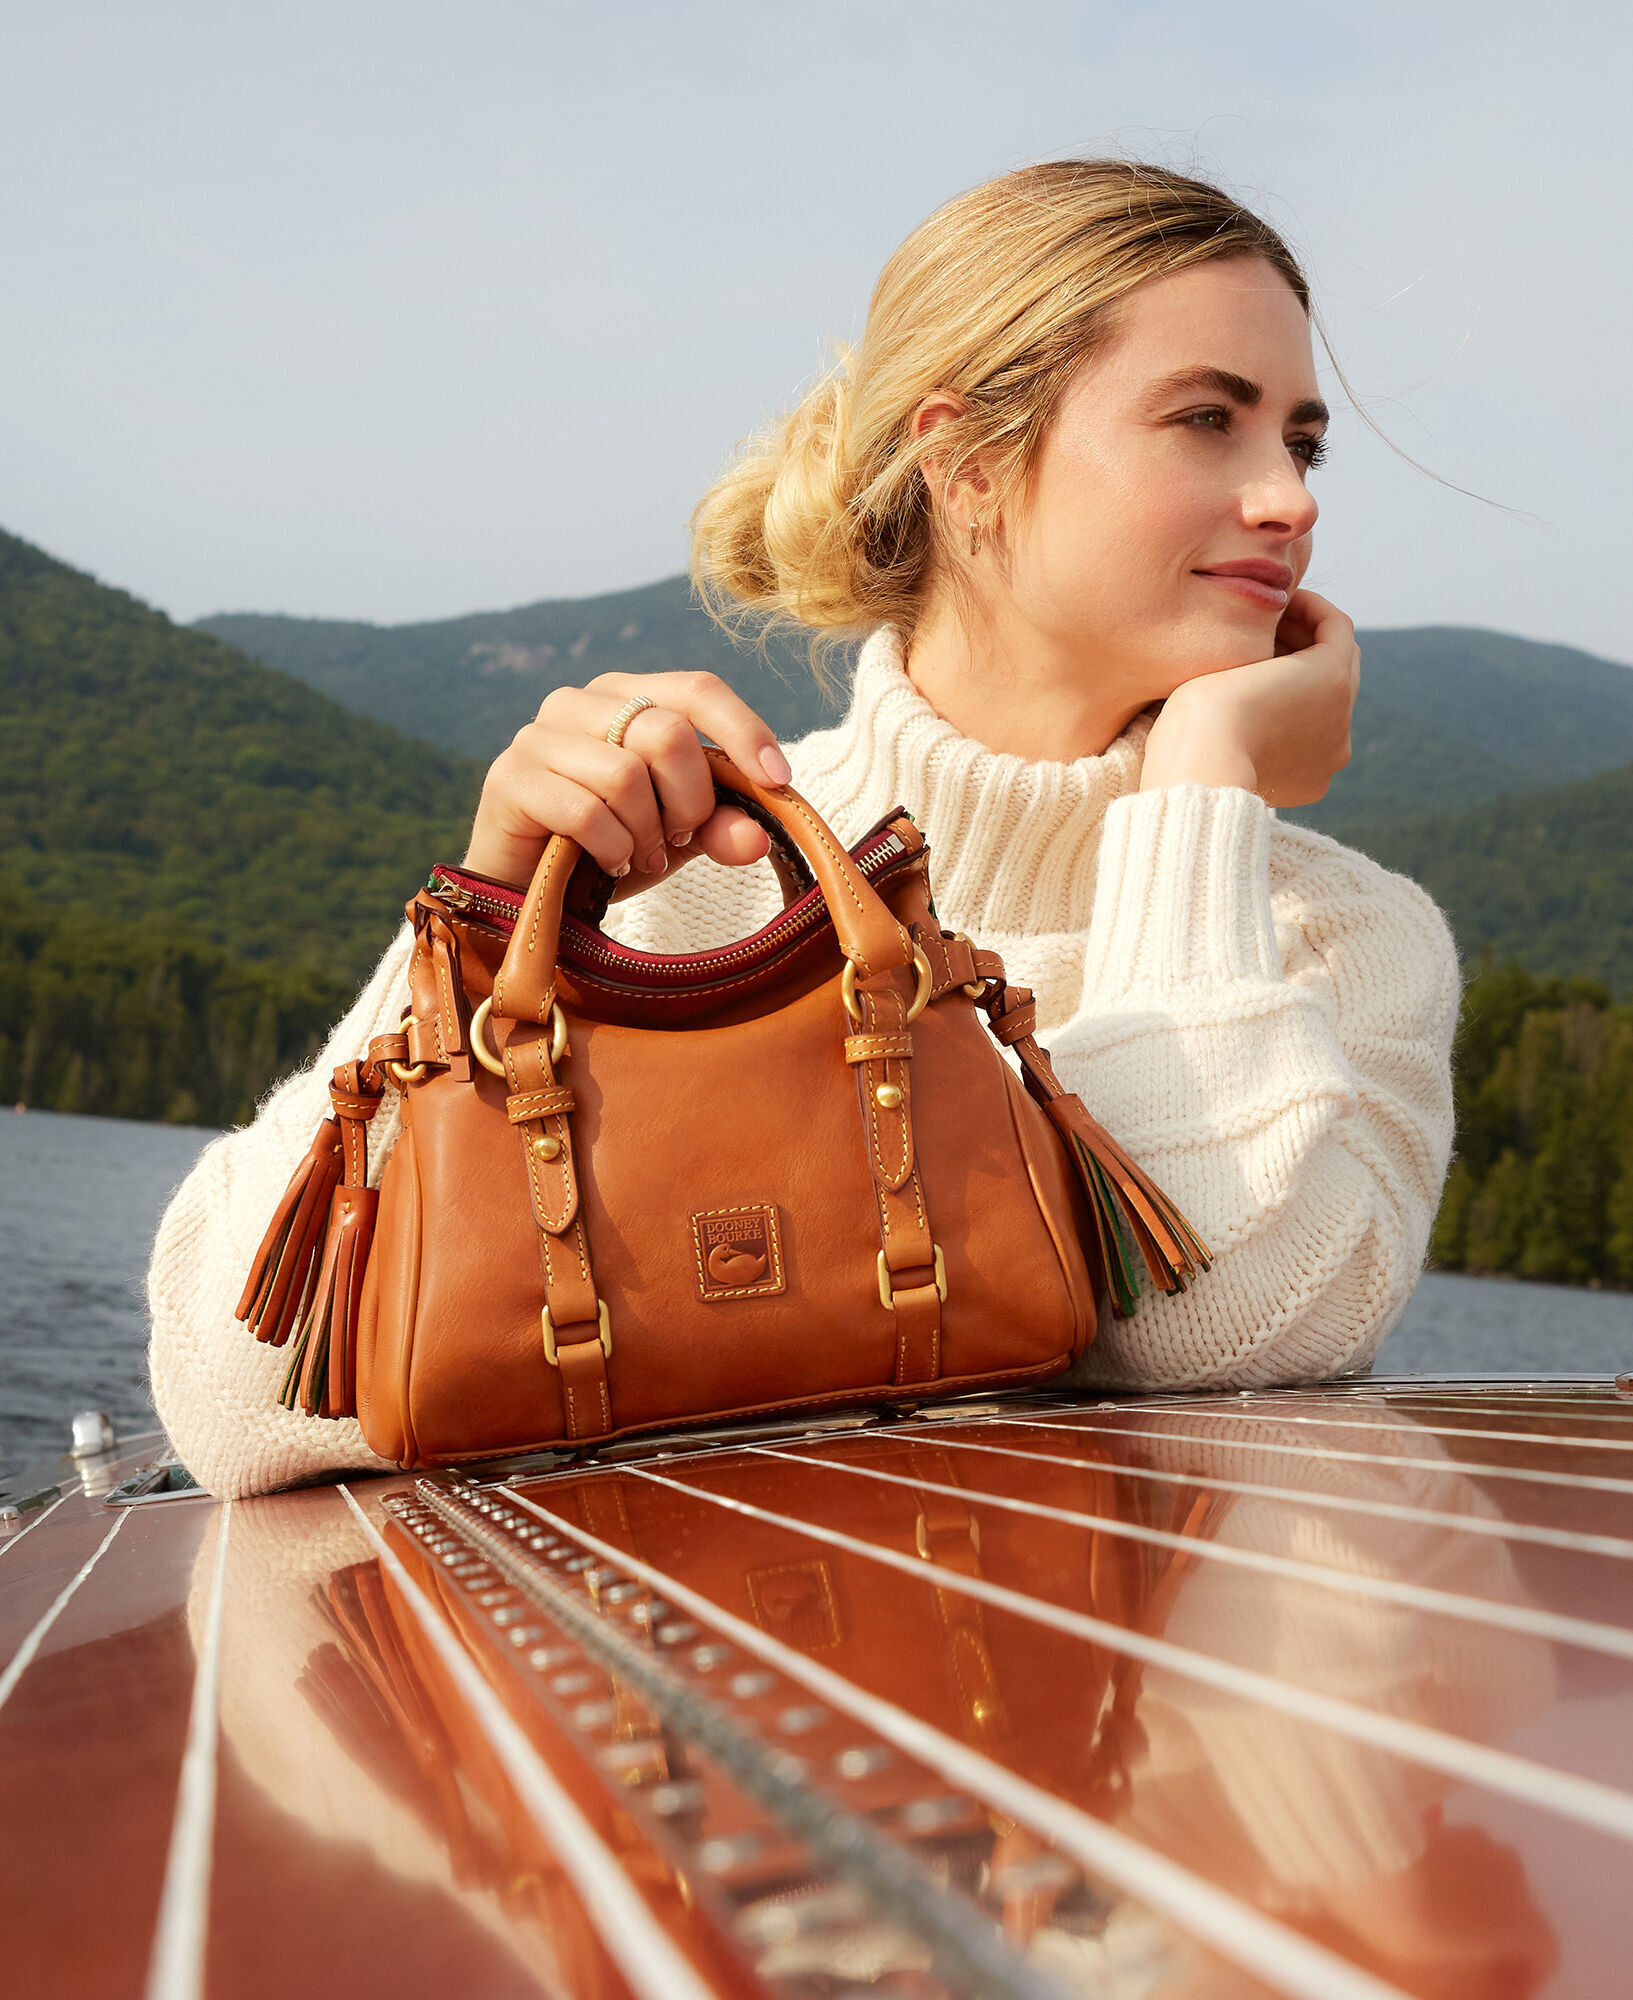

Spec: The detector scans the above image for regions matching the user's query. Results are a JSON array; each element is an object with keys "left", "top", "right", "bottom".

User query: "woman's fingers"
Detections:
[
  {"left": 585, "top": 671, "right": 793, "bottom": 788},
  {"left": 465, "top": 668, "right": 792, "bottom": 890},
  {"left": 475, "top": 762, "right": 642, "bottom": 880}
]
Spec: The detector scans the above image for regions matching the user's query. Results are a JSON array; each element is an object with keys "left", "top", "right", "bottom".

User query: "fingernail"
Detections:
[
  {"left": 642, "top": 847, "right": 669, "bottom": 874},
  {"left": 612, "top": 861, "right": 631, "bottom": 879},
  {"left": 668, "top": 829, "right": 693, "bottom": 847},
  {"left": 759, "top": 746, "right": 792, "bottom": 786}
]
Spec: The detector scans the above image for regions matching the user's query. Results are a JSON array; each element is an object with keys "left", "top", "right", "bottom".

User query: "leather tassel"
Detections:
[
  {"left": 1045, "top": 1094, "right": 1211, "bottom": 1318},
  {"left": 237, "top": 1119, "right": 345, "bottom": 1346},
  {"left": 278, "top": 1185, "right": 378, "bottom": 1417}
]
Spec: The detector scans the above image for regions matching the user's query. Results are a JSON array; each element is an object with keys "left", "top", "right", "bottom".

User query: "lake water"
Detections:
[{"left": 1, "top": 1107, "right": 1630, "bottom": 1481}]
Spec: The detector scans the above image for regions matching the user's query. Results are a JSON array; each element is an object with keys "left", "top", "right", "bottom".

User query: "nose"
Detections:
[{"left": 1242, "top": 451, "right": 1319, "bottom": 542}]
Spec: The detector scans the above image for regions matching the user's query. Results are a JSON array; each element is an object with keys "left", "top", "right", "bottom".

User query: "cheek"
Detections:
[{"left": 1024, "top": 440, "right": 1213, "bottom": 601}]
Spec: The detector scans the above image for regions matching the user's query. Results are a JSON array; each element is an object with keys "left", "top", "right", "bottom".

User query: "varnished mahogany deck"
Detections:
[{"left": 3, "top": 1378, "right": 1630, "bottom": 1998}]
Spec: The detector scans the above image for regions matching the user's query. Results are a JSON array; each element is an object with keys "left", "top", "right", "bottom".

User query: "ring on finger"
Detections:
[{"left": 604, "top": 694, "right": 656, "bottom": 749}]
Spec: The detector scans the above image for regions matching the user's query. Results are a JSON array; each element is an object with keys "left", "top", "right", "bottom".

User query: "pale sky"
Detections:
[{"left": 2, "top": 1, "right": 1628, "bottom": 662}]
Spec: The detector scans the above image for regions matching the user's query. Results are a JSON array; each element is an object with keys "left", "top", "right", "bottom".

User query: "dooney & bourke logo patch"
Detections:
[{"left": 690, "top": 1204, "right": 785, "bottom": 1302}]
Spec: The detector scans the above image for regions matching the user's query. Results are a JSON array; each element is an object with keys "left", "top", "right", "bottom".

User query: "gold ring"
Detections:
[
  {"left": 841, "top": 947, "right": 933, "bottom": 1028},
  {"left": 388, "top": 1061, "right": 428, "bottom": 1087},
  {"left": 471, "top": 995, "right": 568, "bottom": 1076},
  {"left": 604, "top": 694, "right": 656, "bottom": 749}
]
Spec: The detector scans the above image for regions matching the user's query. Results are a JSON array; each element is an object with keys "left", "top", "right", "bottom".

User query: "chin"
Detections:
[{"left": 1157, "top": 623, "right": 1274, "bottom": 692}]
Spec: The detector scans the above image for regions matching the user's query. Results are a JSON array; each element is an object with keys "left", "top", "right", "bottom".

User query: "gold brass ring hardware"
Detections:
[
  {"left": 542, "top": 1298, "right": 612, "bottom": 1367},
  {"left": 471, "top": 995, "right": 568, "bottom": 1076},
  {"left": 877, "top": 1244, "right": 947, "bottom": 1311},
  {"left": 389, "top": 1014, "right": 430, "bottom": 1087},
  {"left": 951, "top": 930, "right": 989, "bottom": 1001},
  {"left": 842, "top": 947, "right": 932, "bottom": 1028}
]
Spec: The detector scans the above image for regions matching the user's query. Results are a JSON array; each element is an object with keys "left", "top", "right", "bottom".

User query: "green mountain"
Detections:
[
  {"left": 201, "top": 576, "right": 839, "bottom": 760},
  {"left": 2, "top": 527, "right": 481, "bottom": 983},
  {"left": 1287, "top": 627, "right": 1633, "bottom": 841},
  {"left": 1, "top": 526, "right": 483, "bottom": 1121},
  {"left": 1349, "top": 759, "right": 1633, "bottom": 997}
]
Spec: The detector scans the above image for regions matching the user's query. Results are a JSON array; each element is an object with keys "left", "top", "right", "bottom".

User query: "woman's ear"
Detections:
[{"left": 912, "top": 392, "right": 996, "bottom": 540}]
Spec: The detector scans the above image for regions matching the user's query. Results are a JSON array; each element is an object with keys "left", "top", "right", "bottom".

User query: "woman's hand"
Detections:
[
  {"left": 463, "top": 671, "right": 793, "bottom": 892},
  {"left": 1140, "top": 590, "right": 1360, "bottom": 807}
]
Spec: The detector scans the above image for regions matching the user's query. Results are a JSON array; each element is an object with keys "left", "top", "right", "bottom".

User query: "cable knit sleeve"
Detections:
[
  {"left": 1054, "top": 785, "right": 1459, "bottom": 1389},
  {"left": 146, "top": 928, "right": 416, "bottom": 1498}
]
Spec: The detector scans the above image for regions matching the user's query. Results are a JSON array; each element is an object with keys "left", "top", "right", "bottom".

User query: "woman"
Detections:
[{"left": 149, "top": 160, "right": 1459, "bottom": 1499}]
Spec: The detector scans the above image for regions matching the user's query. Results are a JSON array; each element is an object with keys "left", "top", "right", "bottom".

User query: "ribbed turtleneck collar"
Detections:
[{"left": 788, "top": 625, "right": 1151, "bottom": 939}]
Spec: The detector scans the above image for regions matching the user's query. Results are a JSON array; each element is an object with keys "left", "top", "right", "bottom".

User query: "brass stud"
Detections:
[
  {"left": 874, "top": 1082, "right": 903, "bottom": 1111},
  {"left": 532, "top": 1133, "right": 563, "bottom": 1162}
]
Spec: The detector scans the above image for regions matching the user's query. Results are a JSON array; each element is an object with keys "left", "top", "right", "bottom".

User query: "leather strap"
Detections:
[
  {"left": 500, "top": 1013, "right": 611, "bottom": 1439},
  {"left": 851, "top": 970, "right": 941, "bottom": 1386},
  {"left": 491, "top": 750, "right": 916, "bottom": 1024}
]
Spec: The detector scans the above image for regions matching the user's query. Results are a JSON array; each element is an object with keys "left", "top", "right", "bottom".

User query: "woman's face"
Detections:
[{"left": 998, "top": 254, "right": 1327, "bottom": 699}]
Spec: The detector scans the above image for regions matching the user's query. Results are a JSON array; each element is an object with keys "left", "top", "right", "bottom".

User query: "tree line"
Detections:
[
  {"left": 1430, "top": 963, "right": 1633, "bottom": 1287},
  {"left": 1, "top": 896, "right": 348, "bottom": 1129}
]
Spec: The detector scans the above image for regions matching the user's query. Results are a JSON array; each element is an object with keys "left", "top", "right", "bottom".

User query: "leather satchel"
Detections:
[{"left": 238, "top": 754, "right": 1207, "bottom": 1467}]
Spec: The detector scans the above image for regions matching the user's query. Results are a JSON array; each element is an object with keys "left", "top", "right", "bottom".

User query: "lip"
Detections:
[{"left": 1192, "top": 558, "right": 1293, "bottom": 610}]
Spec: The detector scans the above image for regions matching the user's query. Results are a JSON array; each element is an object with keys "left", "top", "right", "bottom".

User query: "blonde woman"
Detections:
[{"left": 150, "top": 160, "right": 1458, "bottom": 1499}]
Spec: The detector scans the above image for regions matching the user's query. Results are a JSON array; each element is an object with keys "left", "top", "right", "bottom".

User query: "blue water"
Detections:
[{"left": 0, "top": 1107, "right": 1629, "bottom": 1480}]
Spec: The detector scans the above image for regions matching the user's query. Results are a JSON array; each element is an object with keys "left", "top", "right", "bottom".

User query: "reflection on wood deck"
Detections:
[{"left": 3, "top": 1378, "right": 1630, "bottom": 1998}]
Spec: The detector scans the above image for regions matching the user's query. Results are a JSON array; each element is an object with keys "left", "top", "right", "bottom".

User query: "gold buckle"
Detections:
[
  {"left": 542, "top": 1298, "right": 612, "bottom": 1367},
  {"left": 842, "top": 947, "right": 933, "bottom": 1028},
  {"left": 877, "top": 1245, "right": 946, "bottom": 1311},
  {"left": 472, "top": 995, "right": 568, "bottom": 1076}
]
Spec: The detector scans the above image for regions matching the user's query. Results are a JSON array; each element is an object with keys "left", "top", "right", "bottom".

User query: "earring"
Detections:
[{"left": 968, "top": 517, "right": 983, "bottom": 558}]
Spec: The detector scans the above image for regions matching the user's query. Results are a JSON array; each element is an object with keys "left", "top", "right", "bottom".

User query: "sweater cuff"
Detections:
[{"left": 1080, "top": 784, "right": 1280, "bottom": 1003}]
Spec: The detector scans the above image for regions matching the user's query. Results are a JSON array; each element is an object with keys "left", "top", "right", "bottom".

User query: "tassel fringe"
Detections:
[
  {"left": 278, "top": 1185, "right": 378, "bottom": 1417},
  {"left": 1047, "top": 1095, "right": 1211, "bottom": 1319},
  {"left": 237, "top": 1119, "right": 344, "bottom": 1346}
]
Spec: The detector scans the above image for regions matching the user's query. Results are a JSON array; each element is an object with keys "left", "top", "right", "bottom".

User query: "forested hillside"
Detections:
[
  {"left": 1, "top": 525, "right": 483, "bottom": 1119},
  {"left": 1, "top": 528, "right": 481, "bottom": 982},
  {"left": 202, "top": 575, "right": 837, "bottom": 756}
]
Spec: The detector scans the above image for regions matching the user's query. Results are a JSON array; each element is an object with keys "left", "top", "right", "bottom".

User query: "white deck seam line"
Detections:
[
  {"left": 621, "top": 1467, "right": 1633, "bottom": 1843},
  {"left": 1046, "top": 1407, "right": 1633, "bottom": 1454},
  {"left": 0, "top": 1491, "right": 70, "bottom": 1560},
  {"left": 869, "top": 1428, "right": 1633, "bottom": 1561},
  {"left": 984, "top": 1415, "right": 1633, "bottom": 1497},
  {"left": 146, "top": 1500, "right": 232, "bottom": 2000},
  {"left": 510, "top": 1492, "right": 1412, "bottom": 2000},
  {"left": 744, "top": 1446, "right": 1633, "bottom": 1659},
  {"left": 337, "top": 1485, "right": 720, "bottom": 2000},
  {"left": 0, "top": 1505, "right": 127, "bottom": 1712}
]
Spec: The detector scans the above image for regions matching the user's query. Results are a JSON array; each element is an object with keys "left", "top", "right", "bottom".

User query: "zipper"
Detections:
[{"left": 427, "top": 823, "right": 915, "bottom": 980}]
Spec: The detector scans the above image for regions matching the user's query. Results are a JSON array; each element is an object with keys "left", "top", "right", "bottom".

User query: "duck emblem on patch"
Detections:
[{"left": 691, "top": 1204, "right": 785, "bottom": 1302}]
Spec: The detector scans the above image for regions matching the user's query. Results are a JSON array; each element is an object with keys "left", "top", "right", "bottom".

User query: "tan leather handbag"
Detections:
[{"left": 239, "top": 754, "right": 1206, "bottom": 1467}]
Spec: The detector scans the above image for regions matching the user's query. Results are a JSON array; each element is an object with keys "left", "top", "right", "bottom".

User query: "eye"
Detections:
[
  {"left": 1289, "top": 433, "right": 1329, "bottom": 470},
  {"left": 1179, "top": 406, "right": 1231, "bottom": 434}
]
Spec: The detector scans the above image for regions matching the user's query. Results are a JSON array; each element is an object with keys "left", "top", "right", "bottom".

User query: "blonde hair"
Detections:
[{"left": 691, "top": 159, "right": 1309, "bottom": 655}]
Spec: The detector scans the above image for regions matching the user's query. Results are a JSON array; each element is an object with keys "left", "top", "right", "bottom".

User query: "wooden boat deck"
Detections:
[{"left": 3, "top": 1376, "right": 1630, "bottom": 1997}]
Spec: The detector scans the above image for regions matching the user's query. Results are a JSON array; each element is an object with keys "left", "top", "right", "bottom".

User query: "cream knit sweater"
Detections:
[{"left": 148, "top": 628, "right": 1460, "bottom": 1498}]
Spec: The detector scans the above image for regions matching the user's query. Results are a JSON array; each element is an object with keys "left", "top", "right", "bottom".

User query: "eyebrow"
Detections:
[{"left": 1147, "top": 365, "right": 1329, "bottom": 429}]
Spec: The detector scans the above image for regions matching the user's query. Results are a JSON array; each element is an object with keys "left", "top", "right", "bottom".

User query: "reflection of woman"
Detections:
[
  {"left": 150, "top": 160, "right": 1458, "bottom": 1498},
  {"left": 1107, "top": 1408, "right": 1558, "bottom": 1996}
]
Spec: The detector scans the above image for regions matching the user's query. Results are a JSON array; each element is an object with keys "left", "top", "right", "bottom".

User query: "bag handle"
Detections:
[{"left": 490, "top": 746, "right": 916, "bottom": 1025}]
